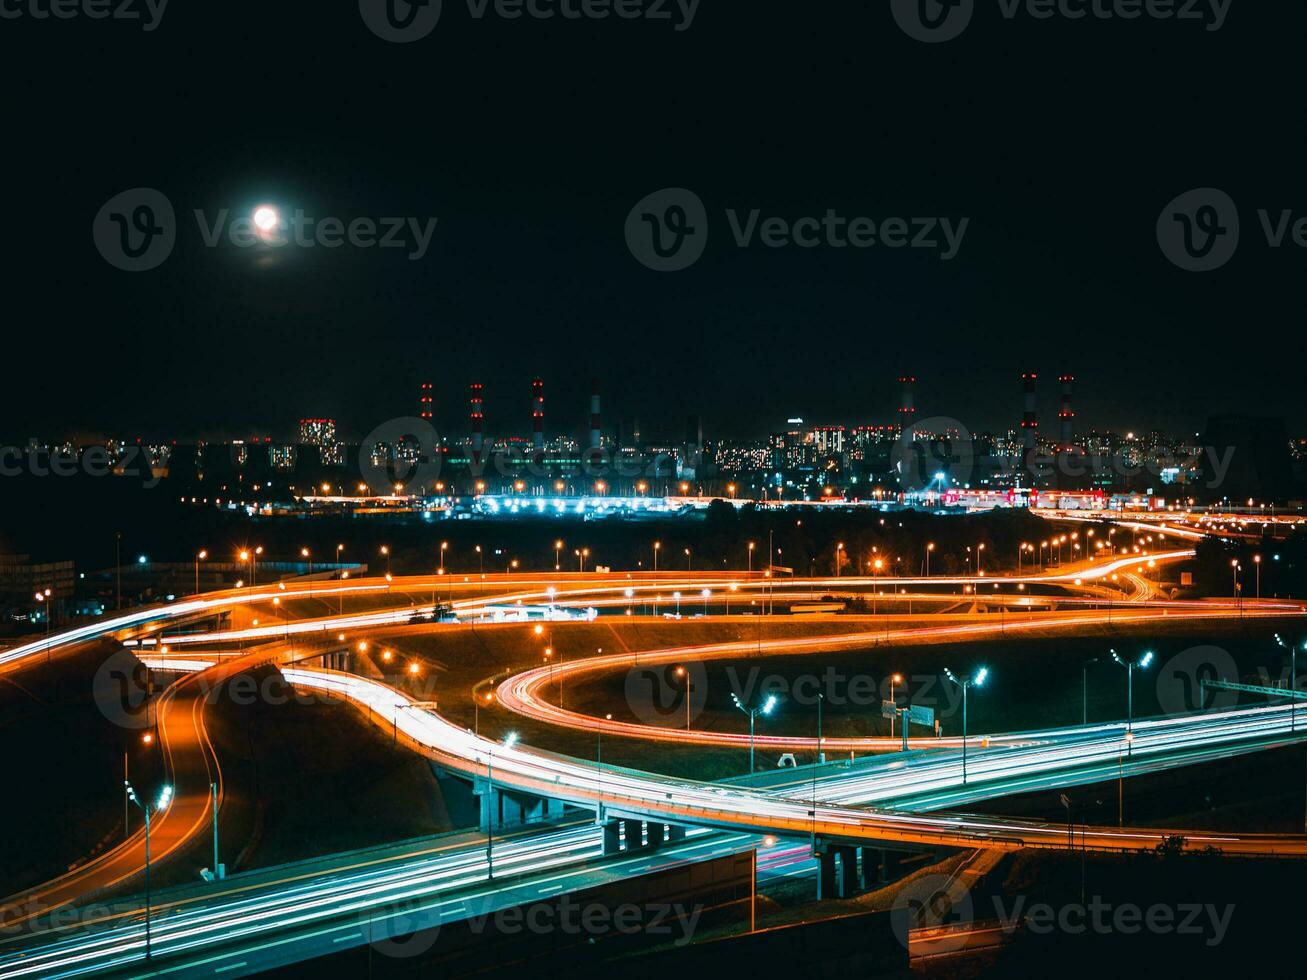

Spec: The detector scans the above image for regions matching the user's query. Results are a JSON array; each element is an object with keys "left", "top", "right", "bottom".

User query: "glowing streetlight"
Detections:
[{"left": 943, "top": 666, "right": 989, "bottom": 784}]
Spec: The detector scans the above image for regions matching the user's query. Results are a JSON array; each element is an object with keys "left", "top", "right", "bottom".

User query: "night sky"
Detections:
[{"left": 4, "top": 1, "right": 1302, "bottom": 443}]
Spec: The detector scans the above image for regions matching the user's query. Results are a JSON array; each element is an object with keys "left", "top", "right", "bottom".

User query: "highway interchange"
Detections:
[{"left": 2, "top": 518, "right": 1306, "bottom": 977}]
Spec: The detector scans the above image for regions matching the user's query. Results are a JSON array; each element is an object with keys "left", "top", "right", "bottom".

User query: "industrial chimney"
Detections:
[
  {"left": 1021, "top": 373, "right": 1038, "bottom": 452},
  {"left": 469, "top": 381, "right": 484, "bottom": 463},
  {"left": 589, "top": 379, "right": 602, "bottom": 453},
  {"left": 419, "top": 382, "right": 433, "bottom": 422},
  {"left": 898, "top": 376, "right": 917, "bottom": 433},
  {"left": 532, "top": 378, "right": 545, "bottom": 455},
  {"left": 1058, "top": 375, "right": 1075, "bottom": 452}
]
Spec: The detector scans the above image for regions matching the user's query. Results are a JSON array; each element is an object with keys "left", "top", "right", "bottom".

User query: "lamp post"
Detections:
[
  {"left": 926, "top": 542, "right": 935, "bottom": 577},
  {"left": 1254, "top": 554, "right": 1262, "bottom": 599},
  {"left": 474, "top": 691, "right": 493, "bottom": 735},
  {"left": 300, "top": 547, "right": 312, "bottom": 578},
  {"left": 35, "top": 589, "right": 52, "bottom": 663},
  {"left": 731, "top": 692, "right": 778, "bottom": 775},
  {"left": 554, "top": 540, "right": 563, "bottom": 572},
  {"left": 1276, "top": 634, "right": 1300, "bottom": 733},
  {"left": 889, "top": 673, "right": 903, "bottom": 738},
  {"left": 675, "top": 666, "right": 692, "bottom": 731},
  {"left": 652, "top": 541, "right": 660, "bottom": 574},
  {"left": 1110, "top": 648, "right": 1154, "bottom": 754},
  {"left": 943, "top": 667, "right": 989, "bottom": 785},
  {"left": 486, "top": 732, "right": 519, "bottom": 879},
  {"left": 748, "top": 541, "right": 755, "bottom": 574},
  {"left": 685, "top": 548, "right": 692, "bottom": 573},
  {"left": 835, "top": 542, "right": 844, "bottom": 578},
  {"left": 124, "top": 781, "right": 173, "bottom": 960},
  {"left": 194, "top": 550, "right": 207, "bottom": 594}
]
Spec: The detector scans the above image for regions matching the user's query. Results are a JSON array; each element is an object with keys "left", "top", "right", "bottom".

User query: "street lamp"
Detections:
[
  {"left": 652, "top": 541, "right": 661, "bottom": 574},
  {"left": 926, "top": 542, "right": 935, "bottom": 577},
  {"left": 674, "top": 665, "right": 693, "bottom": 731},
  {"left": 35, "top": 589, "right": 52, "bottom": 663},
  {"left": 300, "top": 547, "right": 312, "bottom": 577},
  {"left": 194, "top": 550, "right": 207, "bottom": 594},
  {"left": 835, "top": 542, "right": 844, "bottom": 577},
  {"left": 1276, "top": 634, "right": 1302, "bottom": 733},
  {"left": 1110, "top": 648, "right": 1154, "bottom": 753},
  {"left": 943, "top": 666, "right": 989, "bottom": 785},
  {"left": 731, "top": 692, "right": 779, "bottom": 774},
  {"left": 124, "top": 781, "right": 173, "bottom": 960},
  {"left": 889, "top": 673, "right": 903, "bottom": 737},
  {"left": 380, "top": 545, "right": 391, "bottom": 577},
  {"left": 554, "top": 540, "right": 563, "bottom": 571},
  {"left": 485, "top": 732, "right": 519, "bottom": 879}
]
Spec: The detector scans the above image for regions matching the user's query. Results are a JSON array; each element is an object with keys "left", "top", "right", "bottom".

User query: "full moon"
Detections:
[{"left": 253, "top": 206, "right": 279, "bottom": 231}]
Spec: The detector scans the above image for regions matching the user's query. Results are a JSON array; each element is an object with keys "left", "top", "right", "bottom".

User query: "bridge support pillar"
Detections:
[
  {"left": 816, "top": 848, "right": 837, "bottom": 901},
  {"left": 621, "top": 819, "right": 643, "bottom": 851},
  {"left": 835, "top": 846, "right": 858, "bottom": 898},
  {"left": 667, "top": 824, "right": 687, "bottom": 842},
  {"left": 602, "top": 820, "right": 621, "bottom": 856},
  {"left": 647, "top": 823, "right": 667, "bottom": 849},
  {"left": 859, "top": 847, "right": 883, "bottom": 889}
]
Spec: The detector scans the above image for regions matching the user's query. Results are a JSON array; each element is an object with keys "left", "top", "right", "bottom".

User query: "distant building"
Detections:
[{"left": 299, "top": 418, "right": 337, "bottom": 446}]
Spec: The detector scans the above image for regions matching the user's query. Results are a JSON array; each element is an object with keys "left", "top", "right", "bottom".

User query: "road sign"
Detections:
[
  {"left": 881, "top": 700, "right": 898, "bottom": 720},
  {"left": 907, "top": 704, "right": 935, "bottom": 728}
]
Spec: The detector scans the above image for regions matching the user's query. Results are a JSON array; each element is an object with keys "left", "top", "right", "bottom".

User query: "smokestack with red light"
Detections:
[
  {"left": 1021, "top": 372, "right": 1038, "bottom": 452},
  {"left": 469, "top": 382, "right": 484, "bottom": 462},
  {"left": 898, "top": 376, "right": 917, "bottom": 433},
  {"left": 1058, "top": 374, "right": 1075, "bottom": 452},
  {"left": 419, "top": 382, "right": 433, "bottom": 421},
  {"left": 589, "top": 379, "right": 602, "bottom": 453},
  {"left": 532, "top": 378, "right": 545, "bottom": 454}
]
